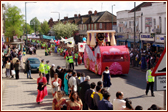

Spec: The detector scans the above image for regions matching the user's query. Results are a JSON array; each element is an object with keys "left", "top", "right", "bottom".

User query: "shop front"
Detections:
[
  {"left": 115, "top": 34, "right": 127, "bottom": 45},
  {"left": 140, "top": 34, "right": 154, "bottom": 51},
  {"left": 152, "top": 35, "right": 165, "bottom": 52},
  {"left": 127, "top": 34, "right": 140, "bottom": 49}
]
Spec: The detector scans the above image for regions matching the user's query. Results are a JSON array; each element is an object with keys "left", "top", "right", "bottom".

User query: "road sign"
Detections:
[
  {"left": 151, "top": 48, "right": 166, "bottom": 76},
  {"left": 156, "top": 75, "right": 166, "bottom": 91}
]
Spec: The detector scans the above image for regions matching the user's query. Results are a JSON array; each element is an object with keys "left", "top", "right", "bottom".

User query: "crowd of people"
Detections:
[
  {"left": 2, "top": 39, "right": 163, "bottom": 110},
  {"left": 129, "top": 48, "right": 163, "bottom": 70},
  {"left": 37, "top": 62, "right": 162, "bottom": 110},
  {"left": 2, "top": 45, "right": 22, "bottom": 79}
]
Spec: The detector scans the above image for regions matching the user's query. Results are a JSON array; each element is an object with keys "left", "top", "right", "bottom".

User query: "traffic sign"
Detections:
[
  {"left": 151, "top": 48, "right": 166, "bottom": 76},
  {"left": 156, "top": 75, "right": 166, "bottom": 91}
]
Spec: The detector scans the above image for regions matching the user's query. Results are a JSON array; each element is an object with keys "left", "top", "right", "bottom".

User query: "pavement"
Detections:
[{"left": 2, "top": 51, "right": 56, "bottom": 110}]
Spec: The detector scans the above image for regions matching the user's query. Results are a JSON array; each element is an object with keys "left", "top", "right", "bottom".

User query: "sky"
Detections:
[{"left": 2, "top": 1, "right": 143, "bottom": 24}]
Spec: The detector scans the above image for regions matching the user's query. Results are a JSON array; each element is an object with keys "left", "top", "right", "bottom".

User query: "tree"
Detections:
[
  {"left": 30, "top": 17, "right": 41, "bottom": 34},
  {"left": 52, "top": 22, "right": 78, "bottom": 39},
  {"left": 22, "top": 23, "right": 34, "bottom": 35},
  {"left": 4, "top": 4, "right": 24, "bottom": 41},
  {"left": 41, "top": 20, "right": 50, "bottom": 35}
]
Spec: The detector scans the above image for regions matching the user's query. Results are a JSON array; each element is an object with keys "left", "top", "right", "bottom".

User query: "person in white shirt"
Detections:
[
  {"left": 68, "top": 71, "right": 77, "bottom": 93},
  {"left": 113, "top": 91, "right": 126, "bottom": 110}
]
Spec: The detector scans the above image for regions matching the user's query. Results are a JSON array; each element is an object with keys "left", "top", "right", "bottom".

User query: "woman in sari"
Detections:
[
  {"left": 78, "top": 52, "right": 83, "bottom": 65},
  {"left": 64, "top": 69, "right": 69, "bottom": 95},
  {"left": 52, "top": 73, "right": 62, "bottom": 97},
  {"left": 67, "top": 91, "right": 83, "bottom": 110},
  {"left": 36, "top": 73, "right": 48, "bottom": 104},
  {"left": 52, "top": 91, "right": 67, "bottom": 110}
]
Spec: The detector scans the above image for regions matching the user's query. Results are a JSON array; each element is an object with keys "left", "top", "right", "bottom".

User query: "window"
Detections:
[
  {"left": 94, "top": 23, "right": 97, "bottom": 30},
  {"left": 99, "top": 23, "right": 102, "bottom": 29},
  {"left": 153, "top": 18, "right": 156, "bottom": 29},
  {"left": 85, "top": 24, "right": 87, "bottom": 30},
  {"left": 164, "top": 17, "right": 166, "bottom": 33},
  {"left": 83, "top": 24, "right": 84, "bottom": 31},
  {"left": 159, "top": 17, "right": 162, "bottom": 33},
  {"left": 91, "top": 24, "right": 93, "bottom": 30},
  {"left": 28, "top": 59, "right": 40, "bottom": 64},
  {"left": 88, "top": 24, "right": 90, "bottom": 30},
  {"left": 129, "top": 21, "right": 131, "bottom": 27},
  {"left": 102, "top": 55, "right": 128, "bottom": 62}
]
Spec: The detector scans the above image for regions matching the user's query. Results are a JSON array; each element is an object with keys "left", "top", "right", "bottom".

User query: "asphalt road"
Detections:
[{"left": 24, "top": 49, "right": 164, "bottom": 110}]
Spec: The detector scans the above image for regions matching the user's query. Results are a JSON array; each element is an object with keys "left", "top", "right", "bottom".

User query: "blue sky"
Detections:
[{"left": 2, "top": 1, "right": 142, "bottom": 24}]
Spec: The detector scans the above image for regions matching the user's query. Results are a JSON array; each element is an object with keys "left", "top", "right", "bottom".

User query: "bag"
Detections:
[
  {"left": 139, "top": 61, "right": 141, "bottom": 65},
  {"left": 37, "top": 82, "right": 46, "bottom": 91},
  {"left": 11, "top": 70, "right": 16, "bottom": 75}
]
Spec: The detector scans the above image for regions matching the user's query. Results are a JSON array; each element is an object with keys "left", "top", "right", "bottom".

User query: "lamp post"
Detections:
[
  {"left": 51, "top": 12, "right": 60, "bottom": 21},
  {"left": 25, "top": 2, "right": 36, "bottom": 45},
  {"left": 112, "top": 4, "right": 115, "bottom": 30}
]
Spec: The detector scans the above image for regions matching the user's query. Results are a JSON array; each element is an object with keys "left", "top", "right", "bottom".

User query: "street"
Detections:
[{"left": 19, "top": 49, "right": 164, "bottom": 109}]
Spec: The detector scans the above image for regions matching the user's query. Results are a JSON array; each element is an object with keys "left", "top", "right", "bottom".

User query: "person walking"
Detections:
[
  {"left": 112, "top": 91, "right": 126, "bottom": 110},
  {"left": 74, "top": 51, "right": 78, "bottom": 66},
  {"left": 68, "top": 71, "right": 77, "bottom": 94},
  {"left": 93, "top": 86, "right": 103, "bottom": 110},
  {"left": 68, "top": 53, "right": 74, "bottom": 70},
  {"left": 36, "top": 73, "right": 48, "bottom": 104},
  {"left": 39, "top": 59, "right": 45, "bottom": 76},
  {"left": 52, "top": 91, "right": 66, "bottom": 110},
  {"left": 145, "top": 65, "right": 155, "bottom": 97},
  {"left": 14, "top": 60, "right": 20, "bottom": 79},
  {"left": 85, "top": 82, "right": 96, "bottom": 110},
  {"left": 10, "top": 60, "right": 14, "bottom": 78},
  {"left": 44, "top": 61, "right": 50, "bottom": 85},
  {"left": 67, "top": 91, "right": 83, "bottom": 110},
  {"left": 79, "top": 76, "right": 90, "bottom": 110},
  {"left": 50, "top": 64, "right": 55, "bottom": 81},
  {"left": 65, "top": 54, "right": 69, "bottom": 69},
  {"left": 52, "top": 73, "right": 62, "bottom": 97},
  {"left": 98, "top": 91, "right": 113, "bottom": 110},
  {"left": 5, "top": 60, "right": 11, "bottom": 78},
  {"left": 102, "top": 66, "right": 112, "bottom": 91},
  {"left": 26, "top": 60, "right": 33, "bottom": 79}
]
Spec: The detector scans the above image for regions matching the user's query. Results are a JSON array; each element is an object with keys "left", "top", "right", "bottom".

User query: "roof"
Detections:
[{"left": 129, "top": 2, "right": 153, "bottom": 13}]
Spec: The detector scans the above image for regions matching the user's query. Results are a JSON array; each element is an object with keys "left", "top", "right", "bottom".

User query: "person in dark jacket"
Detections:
[
  {"left": 14, "top": 60, "right": 20, "bottom": 79},
  {"left": 79, "top": 76, "right": 90, "bottom": 110},
  {"left": 50, "top": 64, "right": 55, "bottom": 81},
  {"left": 26, "top": 60, "right": 32, "bottom": 79},
  {"left": 98, "top": 91, "right": 113, "bottom": 110},
  {"left": 85, "top": 82, "right": 96, "bottom": 110}
]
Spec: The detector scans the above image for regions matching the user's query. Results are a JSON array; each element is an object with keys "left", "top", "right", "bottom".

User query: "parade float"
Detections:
[{"left": 84, "top": 30, "right": 130, "bottom": 75}]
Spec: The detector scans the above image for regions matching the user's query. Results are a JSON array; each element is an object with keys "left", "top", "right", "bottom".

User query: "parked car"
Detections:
[{"left": 24, "top": 57, "right": 40, "bottom": 73}]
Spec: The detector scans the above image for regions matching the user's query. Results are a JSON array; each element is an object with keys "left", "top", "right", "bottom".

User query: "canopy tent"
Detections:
[
  {"left": 43, "top": 35, "right": 55, "bottom": 40},
  {"left": 60, "top": 37, "right": 75, "bottom": 47}
]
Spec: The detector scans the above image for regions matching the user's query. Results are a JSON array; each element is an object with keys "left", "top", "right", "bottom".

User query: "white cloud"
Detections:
[{"left": 2, "top": 1, "right": 143, "bottom": 23}]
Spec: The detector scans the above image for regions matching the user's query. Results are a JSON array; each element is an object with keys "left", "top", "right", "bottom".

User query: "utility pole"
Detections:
[
  {"left": 134, "top": 2, "right": 136, "bottom": 51},
  {"left": 112, "top": 4, "right": 115, "bottom": 30}
]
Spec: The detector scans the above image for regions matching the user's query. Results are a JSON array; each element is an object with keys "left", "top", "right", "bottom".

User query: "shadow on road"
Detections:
[
  {"left": 127, "top": 94, "right": 146, "bottom": 100},
  {"left": 76, "top": 69, "right": 101, "bottom": 79}
]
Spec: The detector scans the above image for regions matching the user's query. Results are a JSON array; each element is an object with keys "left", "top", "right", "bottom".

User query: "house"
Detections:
[
  {"left": 116, "top": 2, "right": 166, "bottom": 52},
  {"left": 48, "top": 10, "right": 117, "bottom": 41}
]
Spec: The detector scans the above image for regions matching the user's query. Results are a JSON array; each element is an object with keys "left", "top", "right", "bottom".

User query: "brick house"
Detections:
[{"left": 48, "top": 10, "right": 116, "bottom": 41}]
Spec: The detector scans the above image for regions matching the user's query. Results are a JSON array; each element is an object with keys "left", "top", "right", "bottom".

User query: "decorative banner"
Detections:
[
  {"left": 145, "top": 17, "right": 152, "bottom": 27},
  {"left": 78, "top": 43, "right": 86, "bottom": 52}
]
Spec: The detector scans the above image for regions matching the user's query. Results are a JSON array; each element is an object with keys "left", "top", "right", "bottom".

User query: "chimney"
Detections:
[
  {"left": 78, "top": 14, "right": 81, "bottom": 18},
  {"left": 74, "top": 14, "right": 77, "bottom": 17},
  {"left": 88, "top": 10, "right": 92, "bottom": 15},
  {"left": 94, "top": 10, "right": 97, "bottom": 15},
  {"left": 64, "top": 16, "right": 68, "bottom": 20}
]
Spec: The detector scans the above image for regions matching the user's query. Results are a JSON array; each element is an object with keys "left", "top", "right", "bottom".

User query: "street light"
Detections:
[
  {"left": 112, "top": 4, "right": 115, "bottom": 30},
  {"left": 25, "top": 2, "right": 36, "bottom": 45},
  {"left": 51, "top": 12, "right": 60, "bottom": 21}
]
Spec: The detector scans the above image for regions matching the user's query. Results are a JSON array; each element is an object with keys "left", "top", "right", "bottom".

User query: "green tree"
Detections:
[
  {"left": 4, "top": 5, "right": 24, "bottom": 41},
  {"left": 41, "top": 20, "right": 50, "bottom": 35},
  {"left": 52, "top": 22, "right": 78, "bottom": 39},
  {"left": 30, "top": 17, "right": 41, "bottom": 34},
  {"left": 22, "top": 23, "right": 34, "bottom": 35}
]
